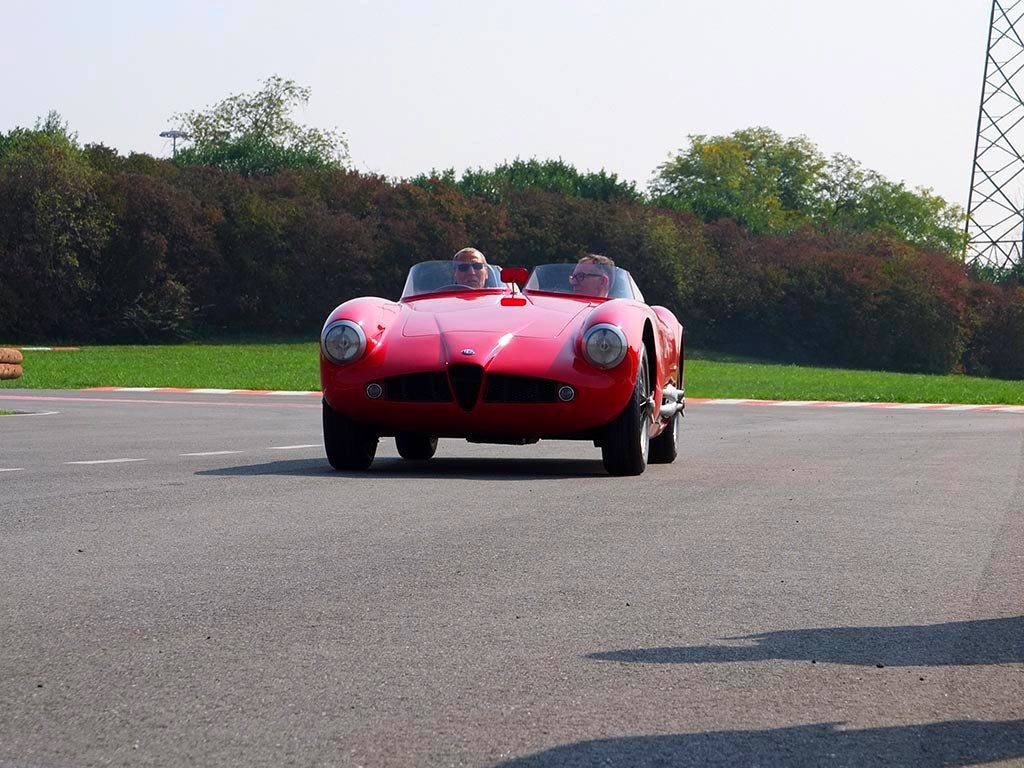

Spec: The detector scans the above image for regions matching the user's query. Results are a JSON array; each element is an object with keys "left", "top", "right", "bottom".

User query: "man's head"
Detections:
[
  {"left": 452, "top": 247, "right": 488, "bottom": 289},
  {"left": 569, "top": 254, "right": 615, "bottom": 297}
]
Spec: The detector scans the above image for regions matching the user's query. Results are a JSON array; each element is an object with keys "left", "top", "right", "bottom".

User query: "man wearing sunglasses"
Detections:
[
  {"left": 569, "top": 254, "right": 615, "bottom": 298},
  {"left": 452, "top": 247, "right": 489, "bottom": 289}
]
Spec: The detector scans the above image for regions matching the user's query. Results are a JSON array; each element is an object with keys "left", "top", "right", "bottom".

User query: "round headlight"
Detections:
[
  {"left": 321, "top": 320, "right": 367, "bottom": 365},
  {"left": 583, "top": 324, "right": 627, "bottom": 369}
]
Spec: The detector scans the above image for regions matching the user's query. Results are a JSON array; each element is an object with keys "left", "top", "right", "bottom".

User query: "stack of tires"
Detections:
[{"left": 0, "top": 348, "right": 23, "bottom": 380}]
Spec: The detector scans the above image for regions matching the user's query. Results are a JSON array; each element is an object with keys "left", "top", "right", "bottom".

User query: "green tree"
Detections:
[
  {"left": 413, "top": 158, "right": 642, "bottom": 204},
  {"left": 652, "top": 128, "right": 966, "bottom": 255},
  {"left": 0, "top": 113, "right": 112, "bottom": 339},
  {"left": 650, "top": 127, "right": 825, "bottom": 234},
  {"left": 172, "top": 76, "right": 348, "bottom": 176},
  {"left": 817, "top": 154, "right": 966, "bottom": 254}
]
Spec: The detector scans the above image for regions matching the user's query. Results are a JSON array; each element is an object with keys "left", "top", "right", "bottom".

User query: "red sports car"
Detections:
[{"left": 319, "top": 260, "right": 684, "bottom": 475}]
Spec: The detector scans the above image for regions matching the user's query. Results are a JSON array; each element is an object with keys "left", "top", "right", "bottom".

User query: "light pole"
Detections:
[{"left": 159, "top": 129, "right": 190, "bottom": 158}]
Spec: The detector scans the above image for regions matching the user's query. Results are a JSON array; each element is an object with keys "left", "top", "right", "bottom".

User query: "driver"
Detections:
[
  {"left": 452, "top": 247, "right": 489, "bottom": 289},
  {"left": 569, "top": 254, "right": 614, "bottom": 297}
]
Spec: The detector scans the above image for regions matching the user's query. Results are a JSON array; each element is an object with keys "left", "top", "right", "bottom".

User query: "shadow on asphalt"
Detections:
[
  {"left": 587, "top": 616, "right": 1024, "bottom": 667},
  {"left": 494, "top": 720, "right": 1024, "bottom": 767},
  {"left": 195, "top": 456, "right": 610, "bottom": 480}
]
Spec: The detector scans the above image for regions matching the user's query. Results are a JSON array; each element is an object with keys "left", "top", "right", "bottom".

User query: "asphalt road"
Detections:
[{"left": 0, "top": 389, "right": 1022, "bottom": 767}]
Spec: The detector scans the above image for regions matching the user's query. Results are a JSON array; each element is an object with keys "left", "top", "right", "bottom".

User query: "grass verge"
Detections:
[
  {"left": 1, "top": 343, "right": 1023, "bottom": 404},
  {"left": 0, "top": 343, "right": 319, "bottom": 391},
  {"left": 686, "top": 359, "right": 1024, "bottom": 404}
]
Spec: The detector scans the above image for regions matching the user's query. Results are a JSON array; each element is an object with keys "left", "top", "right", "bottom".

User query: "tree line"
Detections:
[{"left": 0, "top": 81, "right": 1022, "bottom": 379}]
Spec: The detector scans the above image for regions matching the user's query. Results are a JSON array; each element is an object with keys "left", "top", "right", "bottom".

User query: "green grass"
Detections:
[
  {"left": 685, "top": 359, "right": 1024, "bottom": 404},
  {"left": 2, "top": 343, "right": 1023, "bottom": 404},
  {"left": 0, "top": 343, "right": 320, "bottom": 391},
  {"left": 0, "top": 410, "right": 14, "bottom": 416}
]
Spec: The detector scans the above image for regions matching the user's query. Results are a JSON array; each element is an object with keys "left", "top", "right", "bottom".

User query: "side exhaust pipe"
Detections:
[{"left": 659, "top": 384, "right": 685, "bottom": 420}]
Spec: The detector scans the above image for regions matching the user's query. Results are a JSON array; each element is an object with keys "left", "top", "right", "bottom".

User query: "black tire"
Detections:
[
  {"left": 649, "top": 360, "right": 682, "bottom": 465},
  {"left": 601, "top": 349, "right": 652, "bottom": 476},
  {"left": 648, "top": 409, "right": 679, "bottom": 464},
  {"left": 323, "top": 399, "right": 378, "bottom": 470},
  {"left": 395, "top": 433, "right": 438, "bottom": 460}
]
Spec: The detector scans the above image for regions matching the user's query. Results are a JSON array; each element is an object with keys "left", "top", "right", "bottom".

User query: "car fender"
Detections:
[
  {"left": 578, "top": 300, "right": 652, "bottom": 385},
  {"left": 651, "top": 304, "right": 684, "bottom": 389},
  {"left": 582, "top": 301, "right": 684, "bottom": 425},
  {"left": 323, "top": 297, "right": 401, "bottom": 349},
  {"left": 321, "top": 298, "right": 402, "bottom": 398}
]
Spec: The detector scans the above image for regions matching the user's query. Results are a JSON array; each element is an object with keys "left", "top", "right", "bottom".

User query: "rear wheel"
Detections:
[
  {"left": 601, "top": 349, "right": 652, "bottom": 476},
  {"left": 648, "top": 409, "right": 680, "bottom": 464},
  {"left": 395, "top": 433, "right": 438, "bottom": 460},
  {"left": 649, "top": 362, "right": 682, "bottom": 465},
  {"left": 323, "top": 399, "right": 378, "bottom": 470}
]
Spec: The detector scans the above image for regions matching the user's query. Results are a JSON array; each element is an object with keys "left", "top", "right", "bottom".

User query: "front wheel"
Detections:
[
  {"left": 395, "top": 433, "right": 438, "bottom": 460},
  {"left": 323, "top": 399, "right": 378, "bottom": 470},
  {"left": 601, "top": 349, "right": 652, "bottom": 476}
]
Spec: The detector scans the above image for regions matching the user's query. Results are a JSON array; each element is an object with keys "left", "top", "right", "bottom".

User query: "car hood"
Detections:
[{"left": 401, "top": 294, "right": 592, "bottom": 339}]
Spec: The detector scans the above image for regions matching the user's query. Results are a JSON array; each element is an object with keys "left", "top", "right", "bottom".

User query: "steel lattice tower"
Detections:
[{"left": 966, "top": 0, "right": 1024, "bottom": 269}]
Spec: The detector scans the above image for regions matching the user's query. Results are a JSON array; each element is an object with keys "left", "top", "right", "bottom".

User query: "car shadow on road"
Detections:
[
  {"left": 195, "top": 456, "right": 610, "bottom": 480},
  {"left": 494, "top": 720, "right": 1024, "bottom": 767},
  {"left": 587, "top": 615, "right": 1024, "bottom": 667}
]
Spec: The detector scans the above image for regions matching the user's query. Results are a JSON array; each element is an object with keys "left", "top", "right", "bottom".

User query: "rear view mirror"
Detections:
[{"left": 501, "top": 267, "right": 529, "bottom": 285}]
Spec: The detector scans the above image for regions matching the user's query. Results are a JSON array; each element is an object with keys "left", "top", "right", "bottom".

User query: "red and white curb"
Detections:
[
  {"left": 688, "top": 397, "right": 1024, "bottom": 414},
  {"left": 79, "top": 388, "right": 1024, "bottom": 414}
]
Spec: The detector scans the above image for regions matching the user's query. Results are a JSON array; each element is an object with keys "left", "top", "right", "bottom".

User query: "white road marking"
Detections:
[
  {"left": 0, "top": 468, "right": 24, "bottom": 472},
  {"left": 65, "top": 458, "right": 148, "bottom": 465},
  {"left": 180, "top": 450, "right": 245, "bottom": 456},
  {"left": 773, "top": 400, "right": 818, "bottom": 407},
  {"left": 85, "top": 387, "right": 320, "bottom": 397},
  {"left": 267, "top": 444, "right": 320, "bottom": 450},
  {"left": 19, "top": 410, "right": 61, "bottom": 416}
]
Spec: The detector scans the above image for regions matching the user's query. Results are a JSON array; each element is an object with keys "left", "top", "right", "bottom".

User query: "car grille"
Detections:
[
  {"left": 382, "top": 372, "right": 452, "bottom": 402},
  {"left": 379, "top": 368, "right": 561, "bottom": 408},
  {"left": 448, "top": 364, "right": 485, "bottom": 411},
  {"left": 484, "top": 374, "right": 562, "bottom": 403}
]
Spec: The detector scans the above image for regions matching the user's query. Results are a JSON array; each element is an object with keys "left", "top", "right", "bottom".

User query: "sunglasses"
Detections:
[
  {"left": 569, "top": 271, "right": 604, "bottom": 281},
  {"left": 456, "top": 263, "right": 485, "bottom": 272}
]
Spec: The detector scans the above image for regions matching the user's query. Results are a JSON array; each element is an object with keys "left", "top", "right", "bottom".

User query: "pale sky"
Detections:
[{"left": 0, "top": 0, "right": 990, "bottom": 207}]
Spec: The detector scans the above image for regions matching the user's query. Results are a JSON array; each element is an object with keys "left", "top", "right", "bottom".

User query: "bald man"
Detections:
[{"left": 452, "top": 247, "right": 489, "bottom": 289}]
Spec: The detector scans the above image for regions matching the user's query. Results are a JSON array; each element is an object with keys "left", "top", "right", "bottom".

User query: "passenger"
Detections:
[
  {"left": 452, "top": 247, "right": 489, "bottom": 289},
  {"left": 569, "top": 254, "right": 615, "bottom": 297}
]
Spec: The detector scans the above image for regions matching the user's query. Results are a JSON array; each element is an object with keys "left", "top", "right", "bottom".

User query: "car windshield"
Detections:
[
  {"left": 400, "top": 260, "right": 508, "bottom": 299},
  {"left": 524, "top": 264, "right": 643, "bottom": 301}
]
